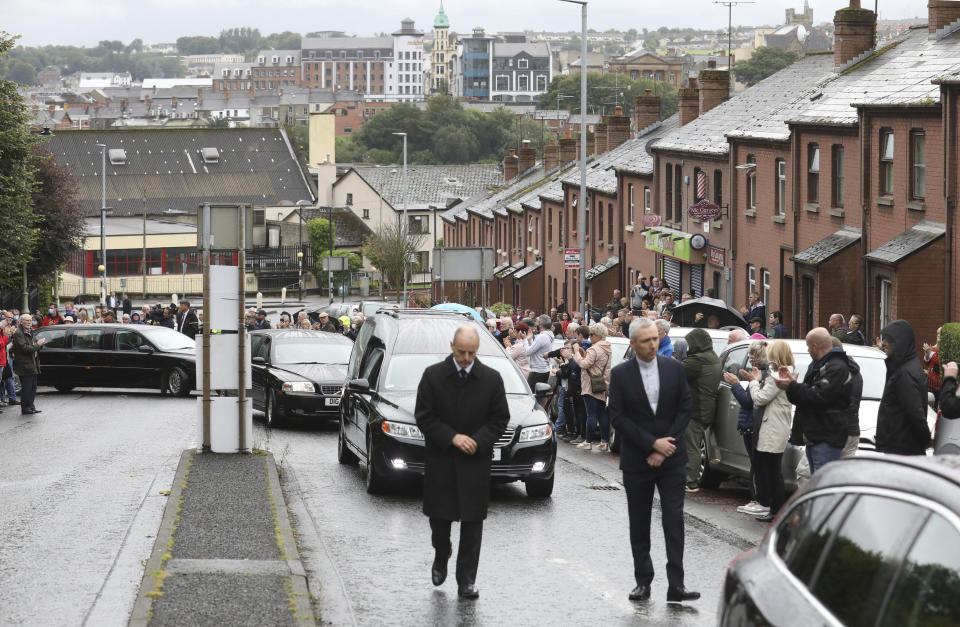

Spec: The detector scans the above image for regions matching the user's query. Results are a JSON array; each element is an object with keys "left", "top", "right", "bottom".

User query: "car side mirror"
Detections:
[
  {"left": 252, "top": 356, "right": 266, "bottom": 365},
  {"left": 534, "top": 382, "right": 552, "bottom": 397},
  {"left": 137, "top": 344, "right": 155, "bottom": 353},
  {"left": 348, "top": 378, "right": 371, "bottom": 394}
]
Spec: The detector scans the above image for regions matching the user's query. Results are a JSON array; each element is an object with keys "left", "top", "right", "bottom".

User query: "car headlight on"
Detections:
[
  {"left": 519, "top": 424, "right": 553, "bottom": 442},
  {"left": 381, "top": 421, "right": 424, "bottom": 440},
  {"left": 282, "top": 381, "right": 314, "bottom": 393}
]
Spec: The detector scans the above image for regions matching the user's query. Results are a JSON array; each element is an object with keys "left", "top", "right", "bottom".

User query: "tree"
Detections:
[
  {"left": 0, "top": 32, "right": 40, "bottom": 290},
  {"left": 361, "top": 221, "right": 426, "bottom": 302},
  {"left": 306, "top": 217, "right": 361, "bottom": 294},
  {"left": 219, "top": 27, "right": 262, "bottom": 54},
  {"left": 734, "top": 47, "right": 798, "bottom": 87},
  {"left": 27, "top": 145, "right": 85, "bottom": 286}
]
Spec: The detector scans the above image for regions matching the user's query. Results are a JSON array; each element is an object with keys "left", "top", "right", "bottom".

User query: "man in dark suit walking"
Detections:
[
  {"left": 608, "top": 317, "right": 700, "bottom": 604},
  {"left": 415, "top": 325, "right": 510, "bottom": 599},
  {"left": 176, "top": 300, "right": 199, "bottom": 339}
]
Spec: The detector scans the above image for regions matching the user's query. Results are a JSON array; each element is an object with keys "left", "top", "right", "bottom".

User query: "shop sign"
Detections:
[
  {"left": 708, "top": 246, "right": 725, "bottom": 267},
  {"left": 688, "top": 200, "right": 722, "bottom": 222}
]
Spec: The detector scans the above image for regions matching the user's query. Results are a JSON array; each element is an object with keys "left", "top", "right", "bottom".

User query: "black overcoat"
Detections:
[{"left": 415, "top": 355, "right": 510, "bottom": 522}]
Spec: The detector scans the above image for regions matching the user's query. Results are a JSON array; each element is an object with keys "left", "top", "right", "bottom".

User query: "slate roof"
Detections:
[
  {"left": 299, "top": 207, "right": 373, "bottom": 247},
  {"left": 864, "top": 221, "right": 945, "bottom": 264},
  {"left": 610, "top": 116, "right": 679, "bottom": 175},
  {"left": 493, "top": 43, "right": 551, "bottom": 58},
  {"left": 444, "top": 161, "right": 577, "bottom": 223},
  {"left": 45, "top": 128, "right": 316, "bottom": 218},
  {"left": 344, "top": 165, "right": 502, "bottom": 212},
  {"left": 585, "top": 256, "right": 619, "bottom": 280},
  {"left": 653, "top": 54, "right": 835, "bottom": 155},
  {"left": 792, "top": 226, "right": 861, "bottom": 266},
  {"left": 514, "top": 260, "right": 543, "bottom": 279},
  {"left": 788, "top": 27, "right": 960, "bottom": 127}
]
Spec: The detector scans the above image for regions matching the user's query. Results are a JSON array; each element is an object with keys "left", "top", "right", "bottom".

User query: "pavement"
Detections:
[{"left": 129, "top": 449, "right": 315, "bottom": 627}]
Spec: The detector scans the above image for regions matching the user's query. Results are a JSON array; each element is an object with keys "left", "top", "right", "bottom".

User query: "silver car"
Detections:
[{"left": 698, "top": 339, "right": 939, "bottom": 490}]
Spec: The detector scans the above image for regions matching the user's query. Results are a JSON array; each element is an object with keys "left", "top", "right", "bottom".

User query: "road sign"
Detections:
[
  {"left": 641, "top": 213, "right": 662, "bottom": 228},
  {"left": 564, "top": 248, "right": 581, "bottom": 269},
  {"left": 322, "top": 256, "right": 350, "bottom": 271},
  {"left": 688, "top": 200, "right": 722, "bottom": 222}
]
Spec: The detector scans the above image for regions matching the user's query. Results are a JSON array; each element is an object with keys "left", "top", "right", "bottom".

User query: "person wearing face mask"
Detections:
[{"left": 42, "top": 303, "right": 62, "bottom": 327}]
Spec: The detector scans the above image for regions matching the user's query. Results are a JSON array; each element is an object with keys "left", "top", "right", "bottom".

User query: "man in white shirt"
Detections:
[{"left": 524, "top": 314, "right": 554, "bottom": 389}]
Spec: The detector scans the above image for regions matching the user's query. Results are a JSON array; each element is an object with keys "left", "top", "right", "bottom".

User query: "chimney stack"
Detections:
[
  {"left": 699, "top": 68, "right": 730, "bottom": 116},
  {"left": 559, "top": 131, "right": 577, "bottom": 165},
  {"left": 929, "top": 0, "right": 960, "bottom": 33},
  {"left": 634, "top": 89, "right": 661, "bottom": 132},
  {"left": 834, "top": 0, "right": 876, "bottom": 67},
  {"left": 594, "top": 120, "right": 609, "bottom": 155},
  {"left": 678, "top": 83, "right": 700, "bottom": 127},
  {"left": 606, "top": 105, "right": 631, "bottom": 150},
  {"left": 144, "top": 94, "right": 152, "bottom": 110},
  {"left": 544, "top": 139, "right": 559, "bottom": 171},
  {"left": 708, "top": 59, "right": 717, "bottom": 69},
  {"left": 504, "top": 149, "right": 519, "bottom": 181},
  {"left": 585, "top": 130, "right": 596, "bottom": 157},
  {"left": 518, "top": 139, "right": 537, "bottom": 174}
]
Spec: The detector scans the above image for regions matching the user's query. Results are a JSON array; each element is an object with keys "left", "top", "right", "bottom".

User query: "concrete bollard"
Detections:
[{"left": 281, "top": 287, "right": 287, "bottom": 304}]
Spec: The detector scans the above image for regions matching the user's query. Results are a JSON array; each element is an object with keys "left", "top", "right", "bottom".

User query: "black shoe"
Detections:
[
  {"left": 755, "top": 513, "right": 776, "bottom": 523},
  {"left": 21, "top": 409, "right": 40, "bottom": 415},
  {"left": 628, "top": 584, "right": 651, "bottom": 601},
  {"left": 667, "top": 586, "right": 700, "bottom": 603},
  {"left": 556, "top": 428, "right": 568, "bottom": 437},
  {"left": 431, "top": 550, "right": 450, "bottom": 586},
  {"left": 457, "top": 583, "right": 479, "bottom": 599}
]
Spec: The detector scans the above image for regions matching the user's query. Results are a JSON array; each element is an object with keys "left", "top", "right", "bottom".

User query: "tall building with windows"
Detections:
[
  {"left": 452, "top": 30, "right": 552, "bottom": 102},
  {"left": 392, "top": 18, "right": 426, "bottom": 101},
  {"left": 431, "top": 2, "right": 456, "bottom": 94}
]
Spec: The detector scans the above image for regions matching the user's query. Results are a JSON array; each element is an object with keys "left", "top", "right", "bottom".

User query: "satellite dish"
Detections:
[{"left": 797, "top": 25, "right": 808, "bottom": 42}]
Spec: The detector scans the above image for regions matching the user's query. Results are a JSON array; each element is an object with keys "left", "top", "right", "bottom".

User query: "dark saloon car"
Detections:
[
  {"left": 719, "top": 453, "right": 960, "bottom": 627},
  {"left": 337, "top": 309, "right": 557, "bottom": 497},
  {"left": 34, "top": 323, "right": 196, "bottom": 395},
  {"left": 250, "top": 329, "right": 353, "bottom": 427}
]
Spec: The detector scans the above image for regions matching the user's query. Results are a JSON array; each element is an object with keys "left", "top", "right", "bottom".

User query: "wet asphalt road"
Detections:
[
  {"left": 260, "top": 420, "right": 766, "bottom": 627},
  {"left": 0, "top": 389, "right": 197, "bottom": 627}
]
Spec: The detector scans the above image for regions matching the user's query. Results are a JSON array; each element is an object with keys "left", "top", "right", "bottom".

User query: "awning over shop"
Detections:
[
  {"left": 643, "top": 227, "right": 695, "bottom": 263},
  {"left": 585, "top": 256, "right": 619, "bottom": 281},
  {"left": 792, "top": 226, "right": 861, "bottom": 266},
  {"left": 514, "top": 260, "right": 543, "bottom": 280},
  {"left": 864, "top": 221, "right": 945, "bottom": 264}
]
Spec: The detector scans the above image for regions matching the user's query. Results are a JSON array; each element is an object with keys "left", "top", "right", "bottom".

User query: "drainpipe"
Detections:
[
  {"left": 944, "top": 86, "right": 955, "bottom": 323},
  {"left": 859, "top": 108, "right": 871, "bottom": 336},
  {"left": 792, "top": 130, "right": 801, "bottom": 337},
  {"left": 728, "top": 141, "right": 738, "bottom": 305}
]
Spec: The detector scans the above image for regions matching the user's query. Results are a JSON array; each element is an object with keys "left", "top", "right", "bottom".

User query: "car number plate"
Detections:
[
  {"left": 325, "top": 397, "right": 340, "bottom": 407},
  {"left": 492, "top": 448, "right": 501, "bottom": 461}
]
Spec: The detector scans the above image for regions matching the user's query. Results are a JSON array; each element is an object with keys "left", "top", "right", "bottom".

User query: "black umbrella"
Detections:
[{"left": 670, "top": 297, "right": 748, "bottom": 329}]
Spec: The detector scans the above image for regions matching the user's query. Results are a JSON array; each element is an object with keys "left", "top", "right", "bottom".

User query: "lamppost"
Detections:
[
  {"left": 391, "top": 131, "right": 408, "bottom": 306},
  {"left": 96, "top": 143, "right": 108, "bottom": 305},
  {"left": 559, "top": 0, "right": 588, "bottom": 319},
  {"left": 296, "top": 199, "right": 311, "bottom": 302},
  {"left": 297, "top": 251, "right": 304, "bottom": 301}
]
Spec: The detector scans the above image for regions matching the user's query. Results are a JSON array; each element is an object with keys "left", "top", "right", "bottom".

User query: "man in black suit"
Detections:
[
  {"left": 415, "top": 325, "right": 510, "bottom": 599},
  {"left": 176, "top": 300, "right": 199, "bottom": 339},
  {"left": 608, "top": 317, "right": 700, "bottom": 604}
]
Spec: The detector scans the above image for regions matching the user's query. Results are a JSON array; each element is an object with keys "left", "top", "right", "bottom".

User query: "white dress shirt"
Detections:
[
  {"left": 457, "top": 360, "right": 475, "bottom": 378},
  {"left": 636, "top": 356, "right": 660, "bottom": 413}
]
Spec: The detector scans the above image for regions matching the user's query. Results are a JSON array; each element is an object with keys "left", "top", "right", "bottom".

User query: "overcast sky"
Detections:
[{"left": 4, "top": 0, "right": 927, "bottom": 48}]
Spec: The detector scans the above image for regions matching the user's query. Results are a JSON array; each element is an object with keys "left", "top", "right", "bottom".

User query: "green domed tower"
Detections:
[{"left": 432, "top": 2, "right": 452, "bottom": 94}]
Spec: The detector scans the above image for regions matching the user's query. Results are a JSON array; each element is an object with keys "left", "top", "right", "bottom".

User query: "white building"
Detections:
[{"left": 391, "top": 18, "right": 426, "bottom": 102}]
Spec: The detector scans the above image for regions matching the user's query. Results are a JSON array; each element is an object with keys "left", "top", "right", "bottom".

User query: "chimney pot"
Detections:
[
  {"left": 645, "top": 89, "right": 652, "bottom": 95},
  {"left": 929, "top": 1, "right": 960, "bottom": 33},
  {"left": 708, "top": 59, "right": 717, "bottom": 69}
]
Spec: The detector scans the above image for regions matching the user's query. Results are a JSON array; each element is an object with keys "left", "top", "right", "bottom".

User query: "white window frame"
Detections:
[
  {"left": 518, "top": 58, "right": 529, "bottom": 69},
  {"left": 880, "top": 279, "right": 893, "bottom": 329},
  {"left": 912, "top": 131, "right": 926, "bottom": 199},
  {"left": 517, "top": 74, "right": 529, "bottom": 91},
  {"left": 762, "top": 270, "right": 771, "bottom": 309},
  {"left": 495, "top": 74, "right": 510, "bottom": 91},
  {"left": 644, "top": 186, "right": 651, "bottom": 214},
  {"left": 748, "top": 264, "right": 756, "bottom": 298},
  {"left": 628, "top": 184, "right": 635, "bottom": 224},
  {"left": 536, "top": 75, "right": 547, "bottom": 91},
  {"left": 777, "top": 159, "right": 787, "bottom": 216}
]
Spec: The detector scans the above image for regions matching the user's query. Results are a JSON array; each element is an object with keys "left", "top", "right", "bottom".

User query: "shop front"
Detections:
[{"left": 643, "top": 227, "right": 708, "bottom": 298}]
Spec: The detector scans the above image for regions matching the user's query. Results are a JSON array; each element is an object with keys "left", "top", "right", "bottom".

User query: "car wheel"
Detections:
[
  {"left": 265, "top": 393, "right": 284, "bottom": 429},
  {"left": 338, "top": 420, "right": 359, "bottom": 465},
  {"left": 54, "top": 384, "right": 75, "bottom": 393},
  {"left": 525, "top": 474, "right": 554, "bottom": 498},
  {"left": 166, "top": 367, "right": 190, "bottom": 397},
  {"left": 365, "top": 434, "right": 389, "bottom": 494},
  {"left": 698, "top": 433, "right": 726, "bottom": 489}
]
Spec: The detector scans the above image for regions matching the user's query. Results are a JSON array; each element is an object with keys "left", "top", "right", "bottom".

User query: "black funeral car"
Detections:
[
  {"left": 34, "top": 323, "right": 196, "bottom": 395},
  {"left": 250, "top": 329, "right": 353, "bottom": 427},
  {"left": 337, "top": 309, "right": 557, "bottom": 497}
]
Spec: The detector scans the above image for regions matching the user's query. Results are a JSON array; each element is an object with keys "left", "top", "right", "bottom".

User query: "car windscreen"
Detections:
[
  {"left": 137, "top": 327, "right": 195, "bottom": 351},
  {"left": 273, "top": 340, "right": 351, "bottom": 365},
  {"left": 382, "top": 355, "right": 529, "bottom": 394},
  {"left": 362, "top": 302, "right": 385, "bottom": 316},
  {"left": 791, "top": 352, "right": 887, "bottom": 400}
]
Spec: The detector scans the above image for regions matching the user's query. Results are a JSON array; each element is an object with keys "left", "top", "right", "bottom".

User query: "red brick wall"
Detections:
[{"left": 894, "top": 238, "right": 946, "bottom": 350}]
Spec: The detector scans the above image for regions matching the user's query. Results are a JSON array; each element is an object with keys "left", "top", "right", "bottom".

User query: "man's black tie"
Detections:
[{"left": 460, "top": 369, "right": 468, "bottom": 380}]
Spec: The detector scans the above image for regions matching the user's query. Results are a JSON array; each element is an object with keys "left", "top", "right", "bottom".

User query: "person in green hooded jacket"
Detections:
[{"left": 681, "top": 328, "right": 723, "bottom": 492}]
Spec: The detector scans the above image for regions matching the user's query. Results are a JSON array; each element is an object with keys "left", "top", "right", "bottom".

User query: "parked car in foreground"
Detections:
[
  {"left": 250, "top": 329, "right": 353, "bottom": 427},
  {"left": 338, "top": 309, "right": 557, "bottom": 497},
  {"left": 719, "top": 453, "right": 960, "bottom": 626},
  {"left": 34, "top": 323, "right": 196, "bottom": 395},
  {"left": 698, "top": 340, "right": 939, "bottom": 490},
  {"left": 668, "top": 326, "right": 730, "bottom": 355}
]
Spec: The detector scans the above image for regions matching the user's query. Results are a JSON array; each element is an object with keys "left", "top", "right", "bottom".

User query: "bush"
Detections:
[
  {"left": 939, "top": 323, "right": 960, "bottom": 368},
  {"left": 489, "top": 302, "right": 513, "bottom": 316}
]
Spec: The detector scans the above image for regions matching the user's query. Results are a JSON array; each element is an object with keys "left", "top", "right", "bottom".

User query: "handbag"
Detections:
[{"left": 588, "top": 348, "right": 610, "bottom": 393}]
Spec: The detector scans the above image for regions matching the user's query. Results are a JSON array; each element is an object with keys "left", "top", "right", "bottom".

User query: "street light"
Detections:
[
  {"left": 391, "top": 131, "right": 408, "bottom": 306},
  {"left": 96, "top": 143, "right": 108, "bottom": 305},
  {"left": 559, "top": 0, "right": 588, "bottom": 319},
  {"left": 297, "top": 251, "right": 304, "bottom": 302},
  {"left": 295, "top": 199, "right": 312, "bottom": 302}
]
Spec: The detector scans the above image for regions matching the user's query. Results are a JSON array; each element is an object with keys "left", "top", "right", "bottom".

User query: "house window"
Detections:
[
  {"left": 713, "top": 169, "right": 722, "bottom": 206},
  {"left": 746, "top": 154, "right": 756, "bottom": 212},
  {"left": 644, "top": 186, "right": 651, "bottom": 213},
  {"left": 608, "top": 202, "right": 614, "bottom": 243},
  {"left": 536, "top": 75, "right": 547, "bottom": 91},
  {"left": 747, "top": 264, "right": 756, "bottom": 299},
  {"left": 495, "top": 75, "right": 509, "bottom": 91},
  {"left": 762, "top": 269, "right": 770, "bottom": 309},
  {"left": 517, "top": 75, "right": 529, "bottom": 91},
  {"left": 548, "top": 207, "right": 553, "bottom": 246},
  {"left": 518, "top": 58, "right": 529, "bottom": 69},
  {"left": 558, "top": 209, "right": 564, "bottom": 246},
  {"left": 665, "top": 163, "right": 673, "bottom": 217},
  {"left": 345, "top": 193, "right": 353, "bottom": 205},
  {"left": 880, "top": 129, "right": 894, "bottom": 196},
  {"left": 598, "top": 199, "right": 604, "bottom": 242},
  {"left": 776, "top": 159, "right": 786, "bottom": 215},
  {"left": 362, "top": 208, "right": 370, "bottom": 219},
  {"left": 628, "top": 184, "right": 635, "bottom": 224},
  {"left": 808, "top": 143, "right": 820, "bottom": 204},
  {"left": 832, "top": 145, "right": 845, "bottom": 208},
  {"left": 409, "top": 215, "right": 427, "bottom": 235},
  {"left": 880, "top": 278, "right": 893, "bottom": 329},
  {"left": 912, "top": 130, "right": 926, "bottom": 199},
  {"left": 674, "top": 164, "right": 683, "bottom": 222},
  {"left": 344, "top": 127, "right": 352, "bottom": 134}
]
